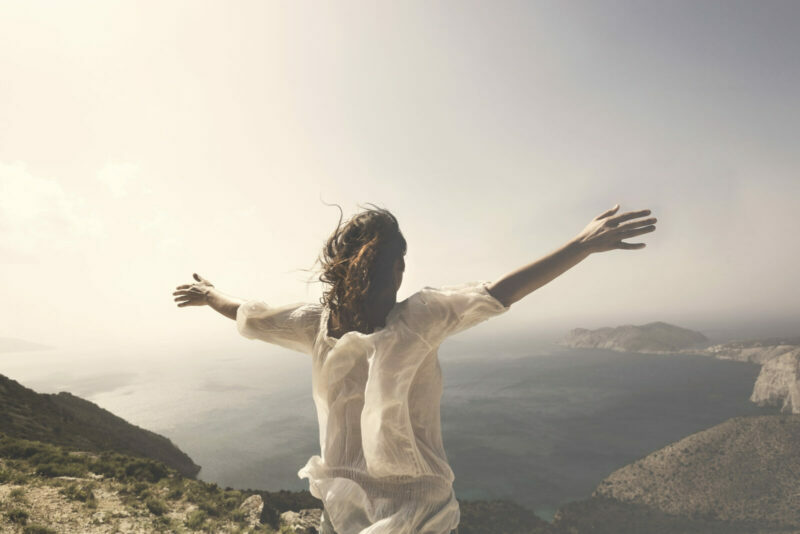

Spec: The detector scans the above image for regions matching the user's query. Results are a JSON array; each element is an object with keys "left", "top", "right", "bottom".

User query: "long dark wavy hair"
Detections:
[{"left": 316, "top": 203, "right": 407, "bottom": 337}]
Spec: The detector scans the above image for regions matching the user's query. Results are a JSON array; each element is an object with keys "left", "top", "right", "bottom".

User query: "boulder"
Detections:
[
  {"left": 239, "top": 494, "right": 264, "bottom": 528},
  {"left": 281, "top": 508, "right": 323, "bottom": 533}
]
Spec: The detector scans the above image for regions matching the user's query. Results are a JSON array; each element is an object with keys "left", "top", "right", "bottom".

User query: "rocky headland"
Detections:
[{"left": 550, "top": 414, "right": 800, "bottom": 533}]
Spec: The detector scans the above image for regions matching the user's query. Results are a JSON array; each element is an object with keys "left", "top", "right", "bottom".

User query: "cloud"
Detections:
[
  {"left": 96, "top": 161, "right": 139, "bottom": 198},
  {"left": 0, "top": 160, "right": 103, "bottom": 263}
]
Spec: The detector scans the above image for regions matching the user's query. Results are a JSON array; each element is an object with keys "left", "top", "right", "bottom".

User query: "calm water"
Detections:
[{"left": 0, "top": 339, "right": 775, "bottom": 522}]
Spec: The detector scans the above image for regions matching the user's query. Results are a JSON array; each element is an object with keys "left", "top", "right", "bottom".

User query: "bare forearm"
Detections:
[
  {"left": 206, "top": 288, "right": 246, "bottom": 320},
  {"left": 486, "top": 238, "right": 592, "bottom": 307}
]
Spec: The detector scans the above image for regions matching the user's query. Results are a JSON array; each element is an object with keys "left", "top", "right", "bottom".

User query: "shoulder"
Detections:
[
  {"left": 410, "top": 281, "right": 498, "bottom": 307},
  {"left": 291, "top": 302, "right": 323, "bottom": 318}
]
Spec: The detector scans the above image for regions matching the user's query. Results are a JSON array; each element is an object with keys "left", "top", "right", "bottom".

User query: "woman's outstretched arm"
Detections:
[
  {"left": 486, "top": 204, "right": 657, "bottom": 308},
  {"left": 173, "top": 273, "right": 245, "bottom": 320}
]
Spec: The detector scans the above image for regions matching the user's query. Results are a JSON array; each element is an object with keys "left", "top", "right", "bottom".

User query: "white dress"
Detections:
[{"left": 236, "top": 280, "right": 511, "bottom": 534}]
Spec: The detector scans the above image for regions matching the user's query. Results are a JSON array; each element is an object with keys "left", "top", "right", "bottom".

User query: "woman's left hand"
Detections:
[{"left": 573, "top": 204, "right": 657, "bottom": 254}]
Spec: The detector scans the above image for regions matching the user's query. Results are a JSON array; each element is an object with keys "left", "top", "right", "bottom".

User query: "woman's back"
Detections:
[{"left": 236, "top": 280, "right": 510, "bottom": 533}]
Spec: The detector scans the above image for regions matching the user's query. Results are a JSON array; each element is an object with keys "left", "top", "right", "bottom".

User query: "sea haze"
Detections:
[{"left": 0, "top": 337, "right": 775, "bottom": 522}]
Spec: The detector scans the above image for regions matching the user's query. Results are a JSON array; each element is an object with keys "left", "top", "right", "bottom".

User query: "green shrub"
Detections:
[
  {"left": 10, "top": 487, "right": 26, "bottom": 500},
  {"left": 34, "top": 461, "right": 87, "bottom": 478},
  {"left": 88, "top": 458, "right": 124, "bottom": 479},
  {"left": 198, "top": 498, "right": 222, "bottom": 517},
  {"left": 166, "top": 485, "right": 184, "bottom": 500},
  {"left": 23, "top": 526, "right": 57, "bottom": 534},
  {"left": 60, "top": 482, "right": 97, "bottom": 508},
  {"left": 12, "top": 471, "right": 31, "bottom": 484},
  {"left": 132, "top": 481, "right": 151, "bottom": 495},
  {"left": 185, "top": 509, "right": 207, "bottom": 529},
  {"left": 223, "top": 489, "right": 244, "bottom": 511},
  {"left": 0, "top": 437, "right": 51, "bottom": 459},
  {"left": 6, "top": 508, "right": 29, "bottom": 525},
  {"left": 145, "top": 496, "right": 168, "bottom": 516},
  {"left": 260, "top": 503, "right": 280, "bottom": 527},
  {"left": 124, "top": 458, "right": 169, "bottom": 482},
  {"left": 151, "top": 515, "right": 173, "bottom": 530},
  {"left": 87, "top": 451, "right": 172, "bottom": 483}
]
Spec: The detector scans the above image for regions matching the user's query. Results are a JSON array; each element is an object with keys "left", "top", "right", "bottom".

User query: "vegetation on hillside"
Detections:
[{"left": 0, "top": 374, "right": 199, "bottom": 477}]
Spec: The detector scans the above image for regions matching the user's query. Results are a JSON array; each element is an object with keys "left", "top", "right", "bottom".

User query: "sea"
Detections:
[{"left": 0, "top": 333, "right": 777, "bottom": 522}]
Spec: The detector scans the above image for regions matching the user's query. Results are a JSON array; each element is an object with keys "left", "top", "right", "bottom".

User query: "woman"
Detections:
[{"left": 173, "top": 203, "right": 657, "bottom": 533}]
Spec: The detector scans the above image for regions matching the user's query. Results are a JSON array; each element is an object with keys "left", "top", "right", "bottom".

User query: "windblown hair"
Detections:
[{"left": 317, "top": 203, "right": 407, "bottom": 337}]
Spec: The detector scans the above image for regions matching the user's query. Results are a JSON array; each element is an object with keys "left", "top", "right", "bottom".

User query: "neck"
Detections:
[{"left": 328, "top": 293, "right": 397, "bottom": 338}]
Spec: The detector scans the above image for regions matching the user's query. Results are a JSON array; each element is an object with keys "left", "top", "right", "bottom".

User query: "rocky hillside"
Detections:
[
  {"left": 0, "top": 433, "right": 281, "bottom": 533},
  {"left": 558, "top": 321, "right": 709, "bottom": 353},
  {"left": 551, "top": 415, "right": 800, "bottom": 533},
  {"left": 0, "top": 374, "right": 199, "bottom": 478},
  {"left": 0, "top": 433, "right": 550, "bottom": 533}
]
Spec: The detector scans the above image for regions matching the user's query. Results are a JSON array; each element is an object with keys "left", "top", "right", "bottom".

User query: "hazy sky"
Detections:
[{"left": 1, "top": 1, "right": 798, "bottom": 353}]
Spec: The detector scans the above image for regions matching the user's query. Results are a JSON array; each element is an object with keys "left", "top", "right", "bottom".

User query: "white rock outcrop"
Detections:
[
  {"left": 750, "top": 348, "right": 800, "bottom": 413},
  {"left": 281, "top": 508, "right": 323, "bottom": 533},
  {"left": 239, "top": 494, "right": 265, "bottom": 528}
]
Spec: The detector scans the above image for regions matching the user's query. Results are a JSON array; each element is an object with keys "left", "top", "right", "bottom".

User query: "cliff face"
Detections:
[
  {"left": 0, "top": 374, "right": 200, "bottom": 478},
  {"left": 558, "top": 322, "right": 709, "bottom": 353},
  {"left": 750, "top": 348, "right": 800, "bottom": 413},
  {"left": 552, "top": 415, "right": 800, "bottom": 533}
]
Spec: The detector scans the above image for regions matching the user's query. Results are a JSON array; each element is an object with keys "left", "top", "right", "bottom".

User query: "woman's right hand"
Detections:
[
  {"left": 573, "top": 204, "right": 657, "bottom": 254},
  {"left": 173, "top": 273, "right": 216, "bottom": 308}
]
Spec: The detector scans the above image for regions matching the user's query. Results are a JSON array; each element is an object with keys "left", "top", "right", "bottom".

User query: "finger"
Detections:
[
  {"left": 617, "top": 241, "right": 646, "bottom": 249},
  {"left": 607, "top": 210, "right": 652, "bottom": 226},
  {"left": 618, "top": 225, "right": 656, "bottom": 238},
  {"left": 174, "top": 295, "right": 192, "bottom": 302},
  {"left": 613, "top": 217, "right": 657, "bottom": 232},
  {"left": 175, "top": 284, "right": 191, "bottom": 290},
  {"left": 193, "top": 273, "right": 202, "bottom": 282},
  {"left": 595, "top": 204, "right": 620, "bottom": 220},
  {"left": 173, "top": 290, "right": 190, "bottom": 296}
]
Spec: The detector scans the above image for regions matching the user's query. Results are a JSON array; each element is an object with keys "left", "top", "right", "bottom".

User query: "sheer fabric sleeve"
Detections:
[
  {"left": 408, "top": 280, "right": 511, "bottom": 347},
  {"left": 236, "top": 301, "right": 321, "bottom": 356}
]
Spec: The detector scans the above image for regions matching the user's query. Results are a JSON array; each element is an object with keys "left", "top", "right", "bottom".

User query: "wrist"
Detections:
[
  {"left": 567, "top": 236, "right": 593, "bottom": 256},
  {"left": 203, "top": 286, "right": 217, "bottom": 303}
]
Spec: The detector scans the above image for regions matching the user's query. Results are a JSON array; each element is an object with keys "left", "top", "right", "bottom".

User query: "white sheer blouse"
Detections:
[{"left": 236, "top": 280, "right": 511, "bottom": 534}]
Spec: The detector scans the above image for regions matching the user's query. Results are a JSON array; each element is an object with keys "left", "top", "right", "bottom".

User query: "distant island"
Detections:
[
  {"left": 0, "top": 336, "right": 52, "bottom": 354},
  {"left": 558, "top": 321, "right": 710, "bottom": 353}
]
